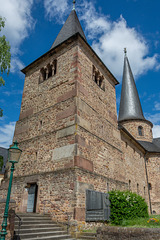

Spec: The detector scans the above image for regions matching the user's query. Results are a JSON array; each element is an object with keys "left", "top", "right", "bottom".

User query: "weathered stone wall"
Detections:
[
  {"left": 97, "top": 226, "right": 160, "bottom": 240},
  {"left": 74, "top": 168, "right": 128, "bottom": 221},
  {"left": 2, "top": 36, "right": 151, "bottom": 222},
  {"left": 146, "top": 154, "right": 160, "bottom": 214},
  {"left": 120, "top": 119, "right": 153, "bottom": 142},
  {"left": 120, "top": 133, "right": 149, "bottom": 205}
]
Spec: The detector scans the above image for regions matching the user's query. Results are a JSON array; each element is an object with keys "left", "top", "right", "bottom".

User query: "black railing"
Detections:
[
  {"left": 13, "top": 213, "right": 22, "bottom": 239},
  {"left": 42, "top": 200, "right": 70, "bottom": 234}
]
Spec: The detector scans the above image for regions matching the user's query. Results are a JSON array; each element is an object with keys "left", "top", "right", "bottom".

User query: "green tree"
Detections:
[
  {"left": 0, "top": 17, "right": 11, "bottom": 117},
  {"left": 0, "top": 155, "right": 3, "bottom": 171}
]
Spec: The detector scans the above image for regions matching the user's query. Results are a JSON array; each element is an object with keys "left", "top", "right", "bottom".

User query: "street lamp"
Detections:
[{"left": 0, "top": 141, "right": 22, "bottom": 240}]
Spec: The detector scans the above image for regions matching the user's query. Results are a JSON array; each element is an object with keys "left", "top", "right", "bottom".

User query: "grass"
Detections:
[{"left": 121, "top": 215, "right": 160, "bottom": 228}]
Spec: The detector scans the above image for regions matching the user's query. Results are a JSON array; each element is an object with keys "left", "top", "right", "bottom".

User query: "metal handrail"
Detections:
[
  {"left": 14, "top": 213, "right": 22, "bottom": 237},
  {"left": 42, "top": 200, "right": 70, "bottom": 233}
]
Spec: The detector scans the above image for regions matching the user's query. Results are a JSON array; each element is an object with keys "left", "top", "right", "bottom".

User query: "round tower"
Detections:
[{"left": 118, "top": 49, "right": 153, "bottom": 142}]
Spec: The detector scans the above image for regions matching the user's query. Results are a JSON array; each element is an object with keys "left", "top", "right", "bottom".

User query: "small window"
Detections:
[
  {"left": 137, "top": 183, "right": 139, "bottom": 194},
  {"left": 92, "top": 65, "right": 105, "bottom": 90},
  {"left": 148, "top": 183, "right": 152, "bottom": 190},
  {"left": 138, "top": 126, "right": 143, "bottom": 136},
  {"left": 40, "top": 68, "right": 46, "bottom": 83},
  {"left": 47, "top": 64, "right": 52, "bottom": 78},
  {"left": 129, "top": 180, "right": 131, "bottom": 191},
  {"left": 39, "top": 59, "right": 57, "bottom": 84},
  {"left": 107, "top": 182, "right": 109, "bottom": 192}
]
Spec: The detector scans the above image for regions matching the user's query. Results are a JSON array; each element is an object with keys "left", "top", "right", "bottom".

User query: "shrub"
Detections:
[{"left": 109, "top": 190, "right": 149, "bottom": 225}]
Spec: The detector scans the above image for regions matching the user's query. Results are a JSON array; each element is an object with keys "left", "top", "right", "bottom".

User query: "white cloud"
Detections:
[
  {"left": 152, "top": 125, "right": 160, "bottom": 138},
  {"left": 147, "top": 113, "right": 160, "bottom": 125},
  {"left": 44, "top": 0, "right": 160, "bottom": 80},
  {"left": 78, "top": 1, "right": 159, "bottom": 80},
  {"left": 154, "top": 101, "right": 160, "bottom": 111},
  {"left": 10, "top": 57, "right": 25, "bottom": 74},
  {"left": 0, "top": 122, "right": 15, "bottom": 148},
  {"left": 44, "top": 0, "right": 69, "bottom": 22},
  {"left": 3, "top": 90, "right": 23, "bottom": 96},
  {"left": 0, "top": 0, "right": 35, "bottom": 70}
]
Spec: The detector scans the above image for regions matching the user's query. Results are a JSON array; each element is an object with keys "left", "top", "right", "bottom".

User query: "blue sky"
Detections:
[{"left": 0, "top": 0, "right": 160, "bottom": 148}]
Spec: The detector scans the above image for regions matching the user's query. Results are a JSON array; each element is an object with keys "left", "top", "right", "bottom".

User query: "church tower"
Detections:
[
  {"left": 1, "top": 3, "right": 155, "bottom": 226},
  {"left": 118, "top": 50, "right": 153, "bottom": 142},
  {"left": 7, "top": 3, "right": 125, "bottom": 222}
]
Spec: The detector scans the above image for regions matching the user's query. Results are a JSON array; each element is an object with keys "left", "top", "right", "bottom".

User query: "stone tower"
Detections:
[
  {"left": 1, "top": 6, "right": 156, "bottom": 223},
  {"left": 118, "top": 51, "right": 160, "bottom": 214},
  {"left": 118, "top": 51, "right": 153, "bottom": 142}
]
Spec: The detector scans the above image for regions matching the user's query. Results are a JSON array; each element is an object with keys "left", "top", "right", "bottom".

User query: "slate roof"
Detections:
[
  {"left": 118, "top": 55, "right": 145, "bottom": 122},
  {"left": 51, "top": 10, "right": 87, "bottom": 49},
  {"left": 138, "top": 140, "right": 160, "bottom": 153}
]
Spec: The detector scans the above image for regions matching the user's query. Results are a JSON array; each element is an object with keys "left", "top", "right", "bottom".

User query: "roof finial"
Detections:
[
  {"left": 73, "top": 0, "right": 76, "bottom": 10},
  {"left": 124, "top": 48, "right": 127, "bottom": 57}
]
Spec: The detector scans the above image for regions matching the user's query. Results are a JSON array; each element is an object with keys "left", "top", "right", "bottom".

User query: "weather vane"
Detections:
[
  {"left": 124, "top": 48, "right": 127, "bottom": 56},
  {"left": 73, "top": 0, "right": 76, "bottom": 10}
]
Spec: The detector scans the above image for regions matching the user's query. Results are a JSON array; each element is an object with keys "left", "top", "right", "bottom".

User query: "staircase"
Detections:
[{"left": 14, "top": 213, "right": 75, "bottom": 240}]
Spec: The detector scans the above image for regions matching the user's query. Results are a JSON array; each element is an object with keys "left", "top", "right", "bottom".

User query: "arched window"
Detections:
[
  {"left": 47, "top": 64, "right": 52, "bottom": 78},
  {"left": 40, "top": 68, "right": 46, "bottom": 83},
  {"left": 92, "top": 65, "right": 105, "bottom": 91},
  {"left": 0, "top": 156, "right": 3, "bottom": 171},
  {"left": 138, "top": 126, "right": 143, "bottom": 136}
]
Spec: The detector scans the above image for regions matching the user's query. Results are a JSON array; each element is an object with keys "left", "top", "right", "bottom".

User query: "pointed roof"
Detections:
[
  {"left": 118, "top": 53, "right": 145, "bottom": 122},
  {"left": 51, "top": 10, "right": 87, "bottom": 49}
]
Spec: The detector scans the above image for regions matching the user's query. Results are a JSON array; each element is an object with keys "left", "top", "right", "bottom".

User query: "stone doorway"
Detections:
[{"left": 27, "top": 183, "right": 38, "bottom": 213}]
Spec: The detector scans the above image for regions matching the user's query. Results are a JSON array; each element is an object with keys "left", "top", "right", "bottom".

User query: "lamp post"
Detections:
[{"left": 0, "top": 141, "right": 22, "bottom": 240}]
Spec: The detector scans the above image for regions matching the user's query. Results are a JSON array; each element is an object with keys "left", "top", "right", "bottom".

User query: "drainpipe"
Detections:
[{"left": 144, "top": 153, "right": 152, "bottom": 214}]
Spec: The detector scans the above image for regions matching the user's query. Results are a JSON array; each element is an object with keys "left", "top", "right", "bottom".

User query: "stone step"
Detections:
[
  {"left": 16, "top": 219, "right": 55, "bottom": 224},
  {"left": 15, "top": 223, "right": 61, "bottom": 228},
  {"left": 15, "top": 225, "right": 63, "bottom": 231},
  {"left": 14, "top": 213, "right": 73, "bottom": 240},
  {"left": 15, "top": 227, "right": 64, "bottom": 234},
  {"left": 20, "top": 234, "right": 73, "bottom": 240},
  {"left": 15, "top": 216, "right": 52, "bottom": 221}
]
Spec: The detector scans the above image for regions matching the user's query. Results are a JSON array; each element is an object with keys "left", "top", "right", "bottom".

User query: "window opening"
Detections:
[
  {"left": 107, "top": 182, "right": 109, "bottom": 192},
  {"left": 148, "top": 183, "right": 152, "bottom": 190},
  {"left": 39, "top": 59, "right": 57, "bottom": 84},
  {"left": 129, "top": 180, "right": 131, "bottom": 191},
  {"left": 137, "top": 183, "right": 139, "bottom": 194},
  {"left": 138, "top": 126, "right": 143, "bottom": 136},
  {"left": 92, "top": 65, "right": 105, "bottom": 90}
]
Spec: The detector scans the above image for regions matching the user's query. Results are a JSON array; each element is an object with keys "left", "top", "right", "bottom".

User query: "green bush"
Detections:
[{"left": 109, "top": 190, "right": 149, "bottom": 225}]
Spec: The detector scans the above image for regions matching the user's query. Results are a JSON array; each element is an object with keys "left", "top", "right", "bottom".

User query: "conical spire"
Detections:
[
  {"left": 118, "top": 50, "right": 145, "bottom": 122},
  {"left": 51, "top": 7, "right": 86, "bottom": 49}
]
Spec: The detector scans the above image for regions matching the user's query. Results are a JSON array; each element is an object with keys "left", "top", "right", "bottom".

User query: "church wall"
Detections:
[
  {"left": 121, "top": 120, "right": 153, "bottom": 142},
  {"left": 74, "top": 168, "right": 128, "bottom": 221},
  {"left": 0, "top": 169, "right": 76, "bottom": 221},
  {"left": 146, "top": 154, "right": 160, "bottom": 214},
  {"left": 120, "top": 133, "right": 149, "bottom": 206},
  {"left": 1, "top": 38, "right": 153, "bottom": 223}
]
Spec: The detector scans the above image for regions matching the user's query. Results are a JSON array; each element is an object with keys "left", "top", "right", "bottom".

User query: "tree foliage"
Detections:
[
  {"left": 0, "top": 17, "right": 11, "bottom": 116},
  {"left": 109, "top": 190, "right": 149, "bottom": 225}
]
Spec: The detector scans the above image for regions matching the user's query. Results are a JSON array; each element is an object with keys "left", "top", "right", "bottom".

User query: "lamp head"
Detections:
[{"left": 8, "top": 141, "right": 22, "bottom": 163}]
